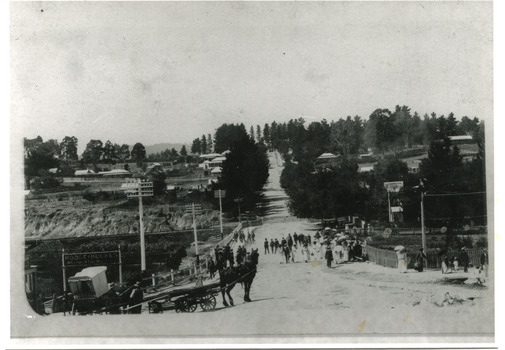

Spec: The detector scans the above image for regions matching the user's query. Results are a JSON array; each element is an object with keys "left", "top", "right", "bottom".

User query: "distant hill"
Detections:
[{"left": 145, "top": 143, "right": 190, "bottom": 155}]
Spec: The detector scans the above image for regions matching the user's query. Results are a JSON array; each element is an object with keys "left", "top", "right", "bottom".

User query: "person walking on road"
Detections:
[
  {"left": 415, "top": 248, "right": 427, "bottom": 272},
  {"left": 274, "top": 238, "right": 280, "bottom": 253},
  {"left": 264, "top": 238, "right": 270, "bottom": 255},
  {"left": 270, "top": 239, "right": 275, "bottom": 254},
  {"left": 396, "top": 248, "right": 407, "bottom": 273},
  {"left": 458, "top": 247, "right": 470, "bottom": 273},
  {"left": 480, "top": 248, "right": 489, "bottom": 277},
  {"left": 325, "top": 245, "right": 333, "bottom": 268},
  {"left": 283, "top": 245, "right": 290, "bottom": 264}
]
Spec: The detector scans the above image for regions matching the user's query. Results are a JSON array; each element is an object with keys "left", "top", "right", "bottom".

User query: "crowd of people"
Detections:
[
  {"left": 262, "top": 230, "right": 367, "bottom": 268},
  {"left": 396, "top": 245, "right": 489, "bottom": 278},
  {"left": 233, "top": 229, "right": 255, "bottom": 245}
]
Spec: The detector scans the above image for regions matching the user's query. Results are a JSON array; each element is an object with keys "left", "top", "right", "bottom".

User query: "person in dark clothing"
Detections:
[
  {"left": 353, "top": 241, "right": 362, "bottom": 260},
  {"left": 281, "top": 237, "right": 287, "bottom": 247},
  {"left": 224, "top": 244, "right": 234, "bottom": 267},
  {"left": 264, "top": 238, "right": 270, "bottom": 254},
  {"left": 129, "top": 281, "right": 143, "bottom": 314},
  {"left": 251, "top": 232, "right": 255, "bottom": 243},
  {"left": 325, "top": 246, "right": 333, "bottom": 267},
  {"left": 287, "top": 234, "right": 293, "bottom": 250},
  {"left": 458, "top": 247, "right": 470, "bottom": 273},
  {"left": 307, "top": 234, "right": 312, "bottom": 246},
  {"left": 480, "top": 248, "right": 489, "bottom": 277},
  {"left": 270, "top": 239, "right": 275, "bottom": 253},
  {"left": 293, "top": 232, "right": 298, "bottom": 245},
  {"left": 415, "top": 248, "right": 427, "bottom": 272},
  {"left": 283, "top": 245, "right": 290, "bottom": 263},
  {"left": 274, "top": 239, "right": 280, "bottom": 253}
]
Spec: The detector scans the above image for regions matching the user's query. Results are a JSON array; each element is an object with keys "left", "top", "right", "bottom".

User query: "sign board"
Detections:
[
  {"left": 391, "top": 206, "right": 403, "bottom": 213},
  {"left": 214, "top": 190, "right": 226, "bottom": 198},
  {"left": 63, "top": 251, "right": 120, "bottom": 267},
  {"left": 185, "top": 203, "right": 203, "bottom": 215},
  {"left": 123, "top": 180, "right": 153, "bottom": 198},
  {"left": 384, "top": 181, "right": 404, "bottom": 193}
]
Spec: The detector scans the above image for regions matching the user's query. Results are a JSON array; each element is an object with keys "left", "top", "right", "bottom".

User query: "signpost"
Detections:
[
  {"left": 384, "top": 181, "right": 404, "bottom": 223},
  {"left": 123, "top": 179, "right": 153, "bottom": 272},
  {"left": 214, "top": 190, "right": 226, "bottom": 239}
]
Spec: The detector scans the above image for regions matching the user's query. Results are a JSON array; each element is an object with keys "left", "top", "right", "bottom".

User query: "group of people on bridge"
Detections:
[{"left": 263, "top": 231, "right": 366, "bottom": 267}]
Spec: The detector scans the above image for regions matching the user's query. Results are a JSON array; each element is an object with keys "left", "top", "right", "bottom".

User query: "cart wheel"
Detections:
[
  {"left": 186, "top": 298, "right": 197, "bottom": 313},
  {"left": 175, "top": 299, "right": 184, "bottom": 313},
  {"left": 200, "top": 295, "right": 216, "bottom": 311}
]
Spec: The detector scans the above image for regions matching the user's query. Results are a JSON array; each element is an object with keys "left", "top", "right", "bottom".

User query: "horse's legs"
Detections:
[
  {"left": 226, "top": 284, "right": 235, "bottom": 306},
  {"left": 243, "top": 281, "right": 251, "bottom": 302},
  {"left": 221, "top": 288, "right": 229, "bottom": 307}
]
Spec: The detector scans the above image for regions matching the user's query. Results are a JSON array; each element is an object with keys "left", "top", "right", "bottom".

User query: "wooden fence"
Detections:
[{"left": 364, "top": 245, "right": 484, "bottom": 270}]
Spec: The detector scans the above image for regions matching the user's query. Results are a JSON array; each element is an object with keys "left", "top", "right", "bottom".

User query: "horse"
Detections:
[{"left": 217, "top": 248, "right": 259, "bottom": 306}]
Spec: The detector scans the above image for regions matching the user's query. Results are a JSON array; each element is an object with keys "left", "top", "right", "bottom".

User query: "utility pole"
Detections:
[
  {"left": 192, "top": 203, "right": 199, "bottom": 268},
  {"left": 123, "top": 178, "right": 153, "bottom": 272},
  {"left": 234, "top": 197, "right": 243, "bottom": 223},
  {"left": 215, "top": 189, "right": 226, "bottom": 240},
  {"left": 421, "top": 191, "right": 426, "bottom": 252}
]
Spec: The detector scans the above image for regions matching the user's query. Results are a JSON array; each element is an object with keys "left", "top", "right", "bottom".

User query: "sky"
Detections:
[{"left": 10, "top": 1, "right": 493, "bottom": 154}]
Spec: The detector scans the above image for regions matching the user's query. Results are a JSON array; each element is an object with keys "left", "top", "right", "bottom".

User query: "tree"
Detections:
[
  {"left": 214, "top": 123, "right": 249, "bottom": 153},
  {"left": 249, "top": 126, "right": 255, "bottom": 142},
  {"left": 217, "top": 124, "right": 270, "bottom": 212},
  {"left": 180, "top": 145, "right": 187, "bottom": 156},
  {"left": 364, "top": 109, "right": 395, "bottom": 153},
  {"left": 256, "top": 125, "right": 262, "bottom": 143},
  {"left": 207, "top": 133, "right": 213, "bottom": 153},
  {"left": 82, "top": 140, "right": 103, "bottom": 166},
  {"left": 201, "top": 135, "right": 207, "bottom": 155},
  {"left": 59, "top": 136, "right": 78, "bottom": 161},
  {"left": 102, "top": 140, "right": 119, "bottom": 164},
  {"left": 191, "top": 138, "right": 202, "bottom": 154},
  {"left": 118, "top": 144, "right": 130, "bottom": 162},
  {"left": 392, "top": 105, "right": 417, "bottom": 149},
  {"left": 24, "top": 137, "right": 61, "bottom": 177},
  {"left": 263, "top": 123, "right": 271, "bottom": 148},
  {"left": 330, "top": 116, "right": 362, "bottom": 156},
  {"left": 130, "top": 142, "right": 146, "bottom": 166}
]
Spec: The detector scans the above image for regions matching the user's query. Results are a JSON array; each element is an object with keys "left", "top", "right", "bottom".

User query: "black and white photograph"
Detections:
[{"left": 8, "top": 0, "right": 498, "bottom": 346}]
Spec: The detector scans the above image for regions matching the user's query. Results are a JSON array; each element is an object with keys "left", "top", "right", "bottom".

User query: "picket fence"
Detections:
[{"left": 364, "top": 245, "right": 484, "bottom": 270}]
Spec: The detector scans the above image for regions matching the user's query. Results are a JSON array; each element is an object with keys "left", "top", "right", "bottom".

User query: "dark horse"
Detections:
[{"left": 217, "top": 248, "right": 259, "bottom": 306}]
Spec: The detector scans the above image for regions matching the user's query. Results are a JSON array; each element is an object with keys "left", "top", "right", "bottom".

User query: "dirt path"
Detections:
[{"left": 45, "top": 151, "right": 493, "bottom": 341}]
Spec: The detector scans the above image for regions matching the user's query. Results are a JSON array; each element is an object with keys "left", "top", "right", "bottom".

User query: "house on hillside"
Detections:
[
  {"left": 314, "top": 152, "right": 340, "bottom": 168},
  {"left": 99, "top": 169, "right": 132, "bottom": 178},
  {"left": 74, "top": 169, "right": 97, "bottom": 177}
]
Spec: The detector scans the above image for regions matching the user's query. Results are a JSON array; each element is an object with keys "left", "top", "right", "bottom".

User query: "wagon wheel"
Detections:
[
  {"left": 199, "top": 294, "right": 216, "bottom": 311},
  {"left": 174, "top": 299, "right": 185, "bottom": 313},
  {"left": 186, "top": 297, "right": 197, "bottom": 313}
]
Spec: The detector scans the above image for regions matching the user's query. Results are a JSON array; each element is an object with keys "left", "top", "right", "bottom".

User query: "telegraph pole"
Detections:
[
  {"left": 214, "top": 189, "right": 226, "bottom": 240},
  {"left": 421, "top": 190, "right": 426, "bottom": 252},
  {"left": 123, "top": 178, "right": 153, "bottom": 272}
]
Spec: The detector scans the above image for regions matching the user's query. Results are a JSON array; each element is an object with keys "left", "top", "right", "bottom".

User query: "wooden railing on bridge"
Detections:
[{"left": 364, "top": 245, "right": 484, "bottom": 270}]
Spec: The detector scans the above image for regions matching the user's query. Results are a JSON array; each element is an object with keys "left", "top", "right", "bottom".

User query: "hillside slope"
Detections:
[{"left": 24, "top": 200, "right": 220, "bottom": 239}]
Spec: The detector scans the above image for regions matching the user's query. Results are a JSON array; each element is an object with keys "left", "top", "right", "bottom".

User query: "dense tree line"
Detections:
[{"left": 277, "top": 106, "right": 486, "bottom": 241}]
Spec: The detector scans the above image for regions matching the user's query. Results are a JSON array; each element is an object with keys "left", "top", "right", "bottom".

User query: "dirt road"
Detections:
[{"left": 40, "top": 151, "right": 493, "bottom": 342}]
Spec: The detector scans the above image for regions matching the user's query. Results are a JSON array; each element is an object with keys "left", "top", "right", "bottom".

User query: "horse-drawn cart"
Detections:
[
  {"left": 68, "top": 266, "right": 125, "bottom": 315},
  {"left": 148, "top": 281, "right": 221, "bottom": 313}
]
